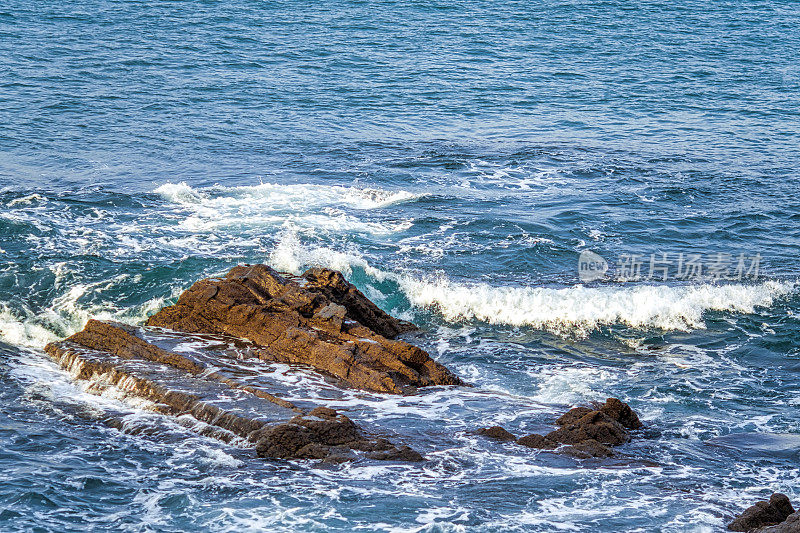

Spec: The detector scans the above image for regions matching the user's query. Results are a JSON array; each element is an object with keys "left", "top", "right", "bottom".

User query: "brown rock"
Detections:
[
  {"left": 517, "top": 434, "right": 558, "bottom": 450},
  {"left": 254, "top": 424, "right": 314, "bottom": 459},
  {"left": 546, "top": 410, "right": 630, "bottom": 446},
  {"left": 599, "top": 398, "right": 642, "bottom": 430},
  {"left": 505, "top": 399, "right": 642, "bottom": 460},
  {"left": 556, "top": 407, "right": 593, "bottom": 427},
  {"left": 366, "top": 445, "right": 424, "bottom": 462},
  {"left": 253, "top": 410, "right": 422, "bottom": 462},
  {"left": 562, "top": 439, "right": 614, "bottom": 458},
  {"left": 761, "top": 511, "right": 800, "bottom": 533},
  {"left": 729, "top": 493, "right": 795, "bottom": 532},
  {"left": 45, "top": 320, "right": 424, "bottom": 464},
  {"left": 477, "top": 426, "right": 517, "bottom": 442},
  {"left": 287, "top": 412, "right": 361, "bottom": 446},
  {"left": 301, "top": 267, "right": 417, "bottom": 338},
  {"left": 145, "top": 264, "right": 464, "bottom": 394}
]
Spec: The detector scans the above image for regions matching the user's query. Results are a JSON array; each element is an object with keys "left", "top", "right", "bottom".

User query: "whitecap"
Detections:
[{"left": 268, "top": 234, "right": 796, "bottom": 336}]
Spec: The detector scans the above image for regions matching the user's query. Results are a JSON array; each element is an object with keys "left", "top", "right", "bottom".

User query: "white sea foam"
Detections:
[
  {"left": 397, "top": 276, "right": 795, "bottom": 335},
  {"left": 7, "top": 193, "right": 45, "bottom": 207},
  {"left": 269, "top": 234, "right": 796, "bottom": 335},
  {"left": 157, "top": 181, "right": 421, "bottom": 210},
  {"left": 154, "top": 181, "right": 419, "bottom": 236},
  {"left": 0, "top": 277, "right": 180, "bottom": 349}
]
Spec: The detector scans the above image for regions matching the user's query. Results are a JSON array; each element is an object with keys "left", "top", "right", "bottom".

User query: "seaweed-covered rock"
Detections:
[{"left": 145, "top": 264, "right": 464, "bottom": 394}]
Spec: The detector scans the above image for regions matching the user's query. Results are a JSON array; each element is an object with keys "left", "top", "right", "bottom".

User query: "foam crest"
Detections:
[
  {"left": 270, "top": 235, "right": 796, "bottom": 335},
  {"left": 0, "top": 282, "right": 179, "bottom": 349},
  {"left": 268, "top": 230, "right": 389, "bottom": 281},
  {"left": 399, "top": 277, "right": 795, "bottom": 334}
]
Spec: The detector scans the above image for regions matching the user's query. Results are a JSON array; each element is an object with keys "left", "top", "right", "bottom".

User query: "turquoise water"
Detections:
[{"left": 2, "top": 1, "right": 800, "bottom": 531}]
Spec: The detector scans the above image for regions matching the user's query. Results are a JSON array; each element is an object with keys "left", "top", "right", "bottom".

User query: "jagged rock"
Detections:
[
  {"left": 599, "top": 397, "right": 642, "bottom": 429},
  {"left": 253, "top": 408, "right": 417, "bottom": 462},
  {"left": 477, "top": 426, "right": 517, "bottom": 441},
  {"left": 287, "top": 410, "right": 361, "bottom": 445},
  {"left": 562, "top": 439, "right": 614, "bottom": 458},
  {"left": 517, "top": 434, "right": 558, "bottom": 449},
  {"left": 556, "top": 398, "right": 642, "bottom": 430},
  {"left": 546, "top": 410, "right": 630, "bottom": 446},
  {"left": 513, "top": 399, "right": 640, "bottom": 459},
  {"left": 258, "top": 408, "right": 423, "bottom": 462},
  {"left": 45, "top": 320, "right": 424, "bottom": 464},
  {"left": 301, "top": 268, "right": 416, "bottom": 339},
  {"left": 145, "top": 264, "right": 464, "bottom": 394},
  {"left": 729, "top": 493, "right": 796, "bottom": 532},
  {"left": 254, "top": 424, "right": 314, "bottom": 459}
]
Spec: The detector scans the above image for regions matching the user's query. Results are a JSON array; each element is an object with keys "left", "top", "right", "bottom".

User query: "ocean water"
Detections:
[{"left": 2, "top": 0, "right": 800, "bottom": 531}]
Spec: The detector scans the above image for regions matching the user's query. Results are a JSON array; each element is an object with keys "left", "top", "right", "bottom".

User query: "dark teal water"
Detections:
[{"left": 2, "top": 1, "right": 800, "bottom": 531}]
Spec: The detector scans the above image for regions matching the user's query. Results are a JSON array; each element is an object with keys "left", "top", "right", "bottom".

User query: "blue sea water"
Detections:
[{"left": 2, "top": 0, "right": 800, "bottom": 531}]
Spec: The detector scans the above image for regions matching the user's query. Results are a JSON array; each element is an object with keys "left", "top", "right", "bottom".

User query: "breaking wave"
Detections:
[{"left": 270, "top": 234, "right": 796, "bottom": 336}]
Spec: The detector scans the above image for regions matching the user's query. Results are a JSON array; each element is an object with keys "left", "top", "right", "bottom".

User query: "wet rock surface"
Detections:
[
  {"left": 761, "top": 512, "right": 800, "bottom": 533},
  {"left": 729, "top": 493, "right": 796, "bottom": 532},
  {"left": 517, "top": 433, "right": 558, "bottom": 450},
  {"left": 253, "top": 408, "right": 422, "bottom": 462},
  {"left": 145, "top": 264, "right": 464, "bottom": 394},
  {"left": 545, "top": 410, "right": 630, "bottom": 447},
  {"left": 45, "top": 319, "right": 423, "bottom": 464},
  {"left": 479, "top": 398, "right": 642, "bottom": 459},
  {"left": 477, "top": 426, "right": 517, "bottom": 442}
]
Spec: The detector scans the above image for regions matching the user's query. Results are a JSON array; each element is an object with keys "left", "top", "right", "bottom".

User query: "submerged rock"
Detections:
[
  {"left": 145, "top": 264, "right": 464, "bottom": 394},
  {"left": 44, "top": 319, "right": 423, "bottom": 464},
  {"left": 728, "top": 493, "right": 796, "bottom": 532}
]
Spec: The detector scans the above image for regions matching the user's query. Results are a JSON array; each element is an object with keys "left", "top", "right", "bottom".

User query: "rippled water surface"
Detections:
[{"left": 2, "top": 1, "right": 800, "bottom": 531}]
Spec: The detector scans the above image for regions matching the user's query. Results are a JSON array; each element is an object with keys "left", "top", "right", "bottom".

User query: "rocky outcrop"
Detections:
[
  {"left": 544, "top": 410, "right": 630, "bottom": 447},
  {"left": 479, "top": 398, "right": 642, "bottom": 459},
  {"left": 729, "top": 493, "right": 796, "bottom": 532},
  {"left": 44, "top": 320, "right": 423, "bottom": 463},
  {"left": 145, "top": 264, "right": 464, "bottom": 394}
]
